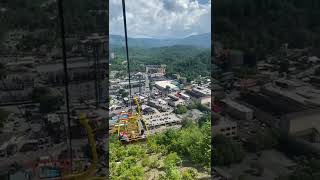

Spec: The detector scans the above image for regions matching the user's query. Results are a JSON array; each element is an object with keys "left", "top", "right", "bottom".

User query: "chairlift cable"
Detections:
[
  {"left": 57, "top": 0, "right": 73, "bottom": 170},
  {"left": 122, "top": 0, "right": 133, "bottom": 111}
]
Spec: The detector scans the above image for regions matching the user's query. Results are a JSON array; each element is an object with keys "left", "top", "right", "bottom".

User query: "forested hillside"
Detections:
[
  {"left": 214, "top": 0, "right": 320, "bottom": 58},
  {"left": 110, "top": 45, "right": 211, "bottom": 81},
  {"left": 109, "top": 116, "right": 211, "bottom": 179}
]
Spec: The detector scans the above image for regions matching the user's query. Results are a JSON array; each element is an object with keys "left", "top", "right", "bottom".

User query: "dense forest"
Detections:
[
  {"left": 110, "top": 45, "right": 211, "bottom": 81},
  {"left": 214, "top": 0, "right": 320, "bottom": 58}
]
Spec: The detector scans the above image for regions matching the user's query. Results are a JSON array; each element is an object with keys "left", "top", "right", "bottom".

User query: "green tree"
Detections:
[
  {"left": 160, "top": 165, "right": 182, "bottom": 180},
  {"left": 198, "top": 114, "right": 211, "bottom": 127},
  {"left": 187, "top": 102, "right": 197, "bottom": 110},
  {"left": 164, "top": 152, "right": 182, "bottom": 167},
  {"left": 175, "top": 105, "right": 188, "bottom": 114},
  {"left": 196, "top": 103, "right": 209, "bottom": 112},
  {"left": 181, "top": 168, "right": 198, "bottom": 180},
  {"left": 118, "top": 165, "right": 144, "bottom": 180},
  {"left": 118, "top": 89, "right": 129, "bottom": 98},
  {"left": 121, "top": 91, "right": 129, "bottom": 98}
]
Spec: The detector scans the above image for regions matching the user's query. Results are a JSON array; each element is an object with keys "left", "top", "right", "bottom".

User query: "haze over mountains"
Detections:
[{"left": 109, "top": 33, "right": 211, "bottom": 48}]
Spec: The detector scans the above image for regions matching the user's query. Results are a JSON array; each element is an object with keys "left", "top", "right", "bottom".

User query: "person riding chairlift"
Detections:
[{"left": 119, "top": 132, "right": 129, "bottom": 142}]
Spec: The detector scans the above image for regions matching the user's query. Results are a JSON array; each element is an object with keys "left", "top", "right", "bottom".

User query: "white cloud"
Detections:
[{"left": 109, "top": 0, "right": 211, "bottom": 39}]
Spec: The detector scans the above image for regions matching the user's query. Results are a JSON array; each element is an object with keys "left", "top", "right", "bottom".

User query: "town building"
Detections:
[
  {"left": 221, "top": 99, "right": 254, "bottom": 120},
  {"left": 144, "top": 112, "right": 182, "bottom": 132},
  {"left": 154, "top": 80, "right": 179, "bottom": 92},
  {"left": 190, "top": 86, "right": 211, "bottom": 97},
  {"left": 212, "top": 115, "right": 238, "bottom": 138},
  {"left": 146, "top": 65, "right": 166, "bottom": 79},
  {"left": 148, "top": 99, "right": 170, "bottom": 112},
  {"left": 167, "top": 98, "right": 186, "bottom": 107},
  {"left": 280, "top": 109, "right": 320, "bottom": 143}
]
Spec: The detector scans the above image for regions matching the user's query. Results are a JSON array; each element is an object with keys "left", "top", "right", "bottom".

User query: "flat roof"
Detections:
[
  {"left": 264, "top": 83, "right": 320, "bottom": 106},
  {"left": 155, "top": 80, "right": 179, "bottom": 90},
  {"left": 192, "top": 86, "right": 211, "bottom": 96},
  {"left": 222, "top": 99, "right": 253, "bottom": 112}
]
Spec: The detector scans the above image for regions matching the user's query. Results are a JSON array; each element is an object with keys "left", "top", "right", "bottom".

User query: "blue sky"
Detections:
[{"left": 109, "top": 0, "right": 211, "bottom": 39}]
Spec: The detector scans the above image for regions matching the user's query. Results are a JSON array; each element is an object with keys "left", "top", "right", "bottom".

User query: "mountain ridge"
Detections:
[{"left": 109, "top": 33, "right": 211, "bottom": 48}]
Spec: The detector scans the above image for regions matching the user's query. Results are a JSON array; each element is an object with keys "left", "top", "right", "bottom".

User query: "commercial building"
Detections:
[
  {"left": 179, "top": 92, "right": 190, "bottom": 100},
  {"left": 261, "top": 82, "right": 320, "bottom": 110},
  {"left": 199, "top": 96, "right": 211, "bottom": 107},
  {"left": 168, "top": 94, "right": 179, "bottom": 101},
  {"left": 154, "top": 80, "right": 179, "bottom": 91},
  {"left": 148, "top": 99, "right": 170, "bottom": 112},
  {"left": 187, "top": 85, "right": 211, "bottom": 107},
  {"left": 221, "top": 99, "right": 254, "bottom": 120},
  {"left": 190, "top": 86, "right": 211, "bottom": 97},
  {"left": 280, "top": 109, "right": 320, "bottom": 142},
  {"left": 146, "top": 65, "right": 166, "bottom": 78},
  {"left": 168, "top": 99, "right": 186, "bottom": 107},
  {"left": 118, "top": 80, "right": 145, "bottom": 89},
  {"left": 144, "top": 112, "right": 182, "bottom": 131},
  {"left": 212, "top": 116, "right": 238, "bottom": 138}
]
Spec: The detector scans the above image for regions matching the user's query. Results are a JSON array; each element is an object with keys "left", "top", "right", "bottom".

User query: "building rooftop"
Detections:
[
  {"left": 264, "top": 83, "right": 320, "bottom": 107},
  {"left": 144, "top": 112, "right": 181, "bottom": 126},
  {"left": 155, "top": 80, "right": 179, "bottom": 91},
  {"left": 221, "top": 99, "right": 253, "bottom": 113},
  {"left": 192, "top": 86, "right": 211, "bottom": 96}
]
